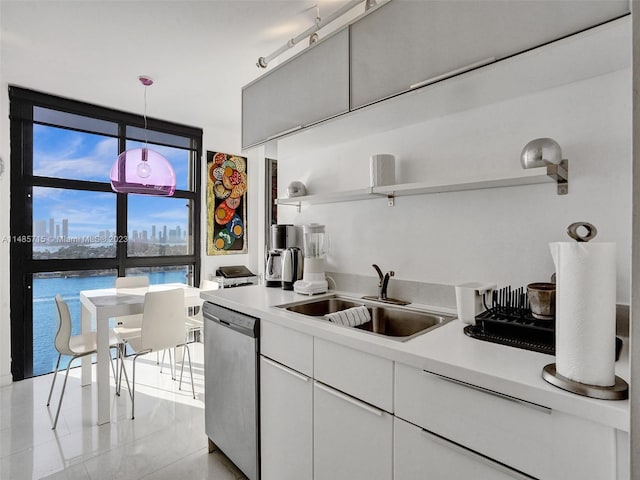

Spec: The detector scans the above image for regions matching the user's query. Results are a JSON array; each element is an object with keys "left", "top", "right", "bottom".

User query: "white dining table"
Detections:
[{"left": 79, "top": 283, "right": 202, "bottom": 425}]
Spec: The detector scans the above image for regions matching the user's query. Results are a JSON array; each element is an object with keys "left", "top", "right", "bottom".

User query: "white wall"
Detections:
[
  {"left": 200, "top": 128, "right": 262, "bottom": 283},
  {"left": 0, "top": 5, "right": 12, "bottom": 386},
  {"left": 277, "top": 69, "right": 632, "bottom": 304}
]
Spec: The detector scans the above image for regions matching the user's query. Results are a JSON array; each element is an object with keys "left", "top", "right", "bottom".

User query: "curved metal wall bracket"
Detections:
[{"left": 546, "top": 159, "right": 569, "bottom": 195}]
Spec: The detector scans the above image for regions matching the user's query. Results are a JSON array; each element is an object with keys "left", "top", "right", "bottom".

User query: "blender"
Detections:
[{"left": 294, "top": 223, "right": 329, "bottom": 295}]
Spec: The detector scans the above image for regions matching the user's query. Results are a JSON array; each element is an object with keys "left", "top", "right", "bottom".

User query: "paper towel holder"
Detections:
[
  {"left": 542, "top": 364, "right": 628, "bottom": 400},
  {"left": 542, "top": 222, "right": 628, "bottom": 399},
  {"left": 567, "top": 221, "right": 597, "bottom": 242},
  {"left": 520, "top": 138, "right": 569, "bottom": 195}
]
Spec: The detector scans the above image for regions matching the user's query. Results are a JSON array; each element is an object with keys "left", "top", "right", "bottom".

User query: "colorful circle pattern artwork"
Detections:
[{"left": 207, "top": 151, "right": 248, "bottom": 254}]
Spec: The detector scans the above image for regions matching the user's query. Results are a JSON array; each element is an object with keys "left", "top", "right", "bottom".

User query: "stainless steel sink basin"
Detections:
[
  {"left": 278, "top": 295, "right": 454, "bottom": 342},
  {"left": 284, "top": 297, "right": 363, "bottom": 316}
]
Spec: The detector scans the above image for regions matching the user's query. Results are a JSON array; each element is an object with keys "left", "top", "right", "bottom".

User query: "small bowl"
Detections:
[{"left": 527, "top": 282, "right": 556, "bottom": 320}]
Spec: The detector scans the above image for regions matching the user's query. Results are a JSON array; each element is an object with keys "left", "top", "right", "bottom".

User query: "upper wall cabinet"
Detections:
[
  {"left": 242, "top": 28, "right": 350, "bottom": 149},
  {"left": 349, "top": 0, "right": 629, "bottom": 110}
]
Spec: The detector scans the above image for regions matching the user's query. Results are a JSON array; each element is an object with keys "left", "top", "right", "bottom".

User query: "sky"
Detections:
[{"left": 32, "top": 124, "right": 190, "bottom": 238}]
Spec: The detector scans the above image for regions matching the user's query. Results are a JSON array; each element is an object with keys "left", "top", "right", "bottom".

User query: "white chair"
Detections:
[
  {"left": 184, "top": 279, "right": 218, "bottom": 343},
  {"left": 111, "top": 276, "right": 151, "bottom": 389},
  {"left": 115, "top": 275, "right": 150, "bottom": 290},
  {"left": 112, "top": 276, "right": 149, "bottom": 342},
  {"left": 47, "top": 295, "right": 125, "bottom": 429},
  {"left": 120, "top": 288, "right": 196, "bottom": 419},
  {"left": 160, "top": 279, "right": 215, "bottom": 378}
]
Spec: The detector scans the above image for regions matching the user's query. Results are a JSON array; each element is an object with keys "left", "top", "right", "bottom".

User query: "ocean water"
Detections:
[{"left": 32, "top": 270, "right": 188, "bottom": 377}]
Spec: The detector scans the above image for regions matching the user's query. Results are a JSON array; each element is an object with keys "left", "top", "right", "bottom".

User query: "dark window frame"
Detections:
[{"left": 9, "top": 86, "right": 202, "bottom": 380}]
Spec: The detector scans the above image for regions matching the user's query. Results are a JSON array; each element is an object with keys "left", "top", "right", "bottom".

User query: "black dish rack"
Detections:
[
  {"left": 463, "top": 286, "right": 624, "bottom": 360},
  {"left": 463, "top": 286, "right": 557, "bottom": 355}
]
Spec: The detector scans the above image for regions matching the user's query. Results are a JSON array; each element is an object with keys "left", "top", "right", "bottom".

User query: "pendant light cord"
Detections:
[
  {"left": 143, "top": 85, "right": 149, "bottom": 149},
  {"left": 138, "top": 75, "right": 154, "bottom": 155}
]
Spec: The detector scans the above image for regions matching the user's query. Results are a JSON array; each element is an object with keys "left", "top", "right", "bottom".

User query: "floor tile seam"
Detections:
[
  {"left": 0, "top": 442, "right": 90, "bottom": 480},
  {"left": 2, "top": 420, "right": 144, "bottom": 470},
  {"left": 0, "top": 427, "right": 76, "bottom": 461},
  {"left": 79, "top": 433, "right": 207, "bottom": 480},
  {"left": 136, "top": 445, "right": 210, "bottom": 480}
]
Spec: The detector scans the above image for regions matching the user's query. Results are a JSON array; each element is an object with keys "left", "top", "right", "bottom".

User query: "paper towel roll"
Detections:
[{"left": 549, "top": 242, "right": 616, "bottom": 387}]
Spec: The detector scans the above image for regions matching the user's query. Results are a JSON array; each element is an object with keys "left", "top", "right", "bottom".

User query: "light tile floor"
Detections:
[{"left": 0, "top": 343, "right": 248, "bottom": 480}]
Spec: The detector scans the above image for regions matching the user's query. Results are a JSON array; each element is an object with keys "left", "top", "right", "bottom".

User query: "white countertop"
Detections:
[{"left": 201, "top": 285, "right": 629, "bottom": 432}]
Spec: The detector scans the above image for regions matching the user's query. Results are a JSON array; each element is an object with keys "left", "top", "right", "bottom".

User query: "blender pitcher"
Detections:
[{"left": 294, "top": 223, "right": 329, "bottom": 295}]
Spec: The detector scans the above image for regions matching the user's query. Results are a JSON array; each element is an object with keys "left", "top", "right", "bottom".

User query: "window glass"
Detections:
[
  {"left": 127, "top": 196, "right": 192, "bottom": 257},
  {"left": 125, "top": 265, "right": 193, "bottom": 285},
  {"left": 125, "top": 140, "right": 192, "bottom": 191},
  {"left": 126, "top": 126, "right": 193, "bottom": 149},
  {"left": 32, "top": 187, "right": 117, "bottom": 259},
  {"left": 32, "top": 270, "right": 117, "bottom": 376},
  {"left": 10, "top": 87, "right": 201, "bottom": 380},
  {"left": 34, "top": 107, "right": 118, "bottom": 136},
  {"left": 33, "top": 124, "right": 118, "bottom": 182}
]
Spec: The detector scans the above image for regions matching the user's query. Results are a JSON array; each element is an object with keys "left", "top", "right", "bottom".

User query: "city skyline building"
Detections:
[
  {"left": 34, "top": 220, "right": 46, "bottom": 238},
  {"left": 35, "top": 216, "right": 186, "bottom": 244}
]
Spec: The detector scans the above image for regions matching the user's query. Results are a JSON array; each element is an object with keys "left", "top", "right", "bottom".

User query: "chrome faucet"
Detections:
[
  {"left": 372, "top": 264, "right": 394, "bottom": 301},
  {"left": 363, "top": 264, "right": 409, "bottom": 305}
]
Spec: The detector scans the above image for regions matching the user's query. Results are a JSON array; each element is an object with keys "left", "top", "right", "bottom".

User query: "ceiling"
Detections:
[{"left": 1, "top": 1, "right": 357, "bottom": 139}]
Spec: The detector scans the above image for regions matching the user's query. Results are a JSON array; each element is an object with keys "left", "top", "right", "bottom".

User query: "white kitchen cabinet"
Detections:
[
  {"left": 314, "top": 337, "right": 394, "bottom": 412},
  {"left": 394, "top": 417, "right": 534, "bottom": 480},
  {"left": 261, "top": 320, "right": 313, "bottom": 377},
  {"left": 313, "top": 381, "right": 393, "bottom": 480},
  {"left": 241, "top": 27, "right": 349, "bottom": 148},
  {"left": 395, "top": 363, "right": 619, "bottom": 480},
  {"left": 260, "top": 356, "right": 313, "bottom": 480},
  {"left": 350, "top": 0, "right": 629, "bottom": 109}
]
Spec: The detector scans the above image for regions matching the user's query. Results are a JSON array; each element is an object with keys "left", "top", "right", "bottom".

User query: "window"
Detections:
[
  {"left": 9, "top": 87, "right": 202, "bottom": 380},
  {"left": 265, "top": 157, "right": 278, "bottom": 237}
]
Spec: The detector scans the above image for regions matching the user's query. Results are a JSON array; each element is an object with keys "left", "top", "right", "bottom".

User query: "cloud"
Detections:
[
  {"left": 33, "top": 133, "right": 117, "bottom": 180},
  {"left": 34, "top": 190, "right": 116, "bottom": 236}
]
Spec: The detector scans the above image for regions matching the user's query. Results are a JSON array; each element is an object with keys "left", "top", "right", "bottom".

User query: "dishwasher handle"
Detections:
[{"left": 203, "top": 301, "right": 259, "bottom": 337}]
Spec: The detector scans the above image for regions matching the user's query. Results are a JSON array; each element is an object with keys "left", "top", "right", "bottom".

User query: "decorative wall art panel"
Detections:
[{"left": 206, "top": 151, "right": 247, "bottom": 255}]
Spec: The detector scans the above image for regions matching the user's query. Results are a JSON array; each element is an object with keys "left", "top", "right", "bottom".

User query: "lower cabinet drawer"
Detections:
[
  {"left": 394, "top": 417, "right": 536, "bottom": 480},
  {"left": 261, "top": 321, "right": 313, "bottom": 376},
  {"left": 314, "top": 337, "right": 393, "bottom": 411},
  {"left": 395, "top": 363, "right": 617, "bottom": 480}
]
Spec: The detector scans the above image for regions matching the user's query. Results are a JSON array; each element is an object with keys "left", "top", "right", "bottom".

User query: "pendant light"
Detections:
[{"left": 110, "top": 76, "right": 176, "bottom": 196}]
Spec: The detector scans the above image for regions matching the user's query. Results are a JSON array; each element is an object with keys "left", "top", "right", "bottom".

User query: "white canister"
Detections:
[
  {"left": 455, "top": 282, "right": 496, "bottom": 325},
  {"left": 369, "top": 154, "right": 395, "bottom": 187}
]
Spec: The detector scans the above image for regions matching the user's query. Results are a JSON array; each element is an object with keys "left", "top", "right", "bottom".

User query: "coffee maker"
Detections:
[
  {"left": 294, "top": 223, "right": 328, "bottom": 295},
  {"left": 281, "top": 247, "right": 303, "bottom": 290},
  {"left": 265, "top": 224, "right": 296, "bottom": 287}
]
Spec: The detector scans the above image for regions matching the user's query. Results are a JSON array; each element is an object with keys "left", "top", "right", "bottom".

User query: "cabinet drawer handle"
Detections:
[
  {"left": 315, "top": 381, "right": 383, "bottom": 417},
  {"left": 262, "top": 356, "right": 309, "bottom": 382},
  {"left": 423, "top": 370, "right": 551, "bottom": 415},
  {"left": 420, "top": 429, "right": 538, "bottom": 480},
  {"left": 265, "top": 125, "right": 303, "bottom": 141},
  {"left": 409, "top": 56, "right": 496, "bottom": 90}
]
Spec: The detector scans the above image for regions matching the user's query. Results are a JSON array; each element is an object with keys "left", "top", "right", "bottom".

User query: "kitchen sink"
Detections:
[
  {"left": 284, "top": 297, "right": 363, "bottom": 316},
  {"left": 278, "top": 295, "right": 454, "bottom": 342}
]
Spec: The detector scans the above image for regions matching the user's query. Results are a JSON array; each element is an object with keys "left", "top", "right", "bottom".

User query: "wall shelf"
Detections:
[
  {"left": 276, "top": 165, "right": 567, "bottom": 210},
  {"left": 276, "top": 187, "right": 383, "bottom": 210}
]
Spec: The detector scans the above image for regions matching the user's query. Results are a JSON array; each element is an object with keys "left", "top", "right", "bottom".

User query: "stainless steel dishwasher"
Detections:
[{"left": 203, "top": 301, "right": 260, "bottom": 480}]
